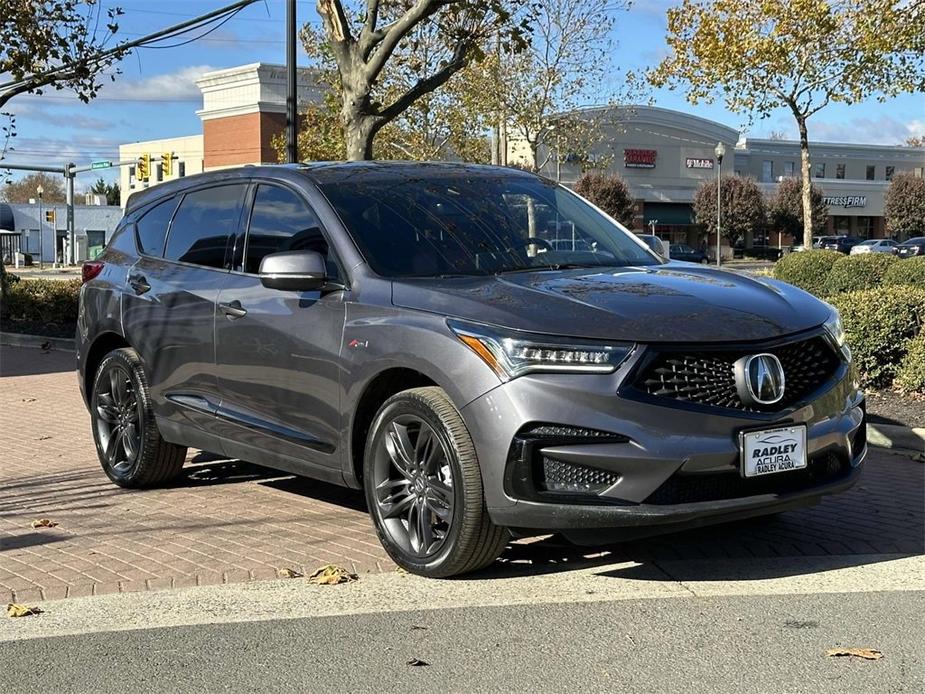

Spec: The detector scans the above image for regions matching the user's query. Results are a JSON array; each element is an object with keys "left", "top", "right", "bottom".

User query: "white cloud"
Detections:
[
  {"left": 749, "top": 114, "right": 925, "bottom": 145},
  {"left": 99, "top": 64, "right": 217, "bottom": 101}
]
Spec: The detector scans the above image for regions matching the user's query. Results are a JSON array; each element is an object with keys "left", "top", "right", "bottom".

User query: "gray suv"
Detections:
[{"left": 77, "top": 163, "right": 866, "bottom": 577}]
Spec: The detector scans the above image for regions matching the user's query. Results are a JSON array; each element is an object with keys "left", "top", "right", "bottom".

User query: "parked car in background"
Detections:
[
  {"left": 76, "top": 162, "right": 865, "bottom": 577},
  {"left": 895, "top": 237, "right": 925, "bottom": 258},
  {"left": 637, "top": 233, "right": 668, "bottom": 257},
  {"left": 669, "top": 244, "right": 709, "bottom": 264},
  {"left": 823, "top": 236, "right": 862, "bottom": 254},
  {"left": 813, "top": 236, "right": 838, "bottom": 249},
  {"left": 850, "top": 239, "right": 898, "bottom": 255}
]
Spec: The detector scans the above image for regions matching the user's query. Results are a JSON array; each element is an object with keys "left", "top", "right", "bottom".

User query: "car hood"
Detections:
[{"left": 391, "top": 263, "right": 830, "bottom": 343}]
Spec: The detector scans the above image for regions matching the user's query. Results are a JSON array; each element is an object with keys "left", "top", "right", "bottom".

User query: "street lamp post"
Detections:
[
  {"left": 36, "top": 184, "right": 44, "bottom": 270},
  {"left": 714, "top": 142, "right": 726, "bottom": 267}
]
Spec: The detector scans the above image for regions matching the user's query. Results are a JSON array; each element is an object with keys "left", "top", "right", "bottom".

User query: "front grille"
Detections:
[
  {"left": 634, "top": 336, "right": 841, "bottom": 412},
  {"left": 540, "top": 456, "right": 620, "bottom": 494},
  {"left": 643, "top": 452, "right": 848, "bottom": 505}
]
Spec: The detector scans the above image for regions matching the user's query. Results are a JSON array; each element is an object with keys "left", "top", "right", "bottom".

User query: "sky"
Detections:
[{"left": 2, "top": 0, "right": 923, "bottom": 192}]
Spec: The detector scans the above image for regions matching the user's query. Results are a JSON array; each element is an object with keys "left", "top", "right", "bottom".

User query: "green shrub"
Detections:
[
  {"left": 0, "top": 278, "right": 81, "bottom": 325},
  {"left": 773, "top": 250, "right": 842, "bottom": 297},
  {"left": 895, "top": 335, "right": 925, "bottom": 394},
  {"left": 824, "top": 253, "right": 898, "bottom": 294},
  {"left": 828, "top": 286, "right": 925, "bottom": 389},
  {"left": 883, "top": 256, "right": 925, "bottom": 288}
]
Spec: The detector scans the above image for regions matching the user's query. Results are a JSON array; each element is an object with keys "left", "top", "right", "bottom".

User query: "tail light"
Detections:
[{"left": 82, "top": 261, "right": 105, "bottom": 283}]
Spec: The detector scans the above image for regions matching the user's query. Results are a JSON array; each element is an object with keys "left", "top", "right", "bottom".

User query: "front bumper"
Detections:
[{"left": 460, "top": 350, "right": 865, "bottom": 537}]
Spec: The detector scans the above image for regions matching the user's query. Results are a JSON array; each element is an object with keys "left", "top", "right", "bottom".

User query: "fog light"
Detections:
[{"left": 541, "top": 457, "right": 619, "bottom": 494}]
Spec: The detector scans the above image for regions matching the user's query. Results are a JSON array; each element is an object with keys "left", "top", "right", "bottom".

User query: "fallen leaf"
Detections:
[
  {"left": 21, "top": 398, "right": 36, "bottom": 403},
  {"left": 7, "top": 603, "right": 43, "bottom": 618},
  {"left": 36, "top": 435, "right": 52, "bottom": 441},
  {"left": 307, "top": 564, "right": 358, "bottom": 585},
  {"left": 411, "top": 625, "right": 428, "bottom": 631},
  {"left": 395, "top": 567, "right": 409, "bottom": 574},
  {"left": 406, "top": 658, "right": 430, "bottom": 667},
  {"left": 826, "top": 648, "right": 883, "bottom": 660},
  {"left": 30, "top": 519, "right": 58, "bottom": 528},
  {"left": 276, "top": 567, "right": 303, "bottom": 579}
]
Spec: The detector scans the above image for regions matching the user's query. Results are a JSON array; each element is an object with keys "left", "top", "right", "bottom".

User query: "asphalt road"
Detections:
[{"left": 2, "top": 589, "right": 921, "bottom": 693}]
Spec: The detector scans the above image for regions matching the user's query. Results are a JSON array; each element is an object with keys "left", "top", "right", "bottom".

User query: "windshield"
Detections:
[{"left": 318, "top": 172, "right": 662, "bottom": 277}]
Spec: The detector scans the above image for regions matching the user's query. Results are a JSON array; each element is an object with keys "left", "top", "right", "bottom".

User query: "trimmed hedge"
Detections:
[
  {"left": 773, "top": 250, "right": 842, "bottom": 297},
  {"left": 824, "top": 253, "right": 899, "bottom": 294},
  {"left": 883, "top": 256, "right": 925, "bottom": 288},
  {"left": 895, "top": 335, "right": 925, "bottom": 394},
  {"left": 0, "top": 278, "right": 81, "bottom": 325},
  {"left": 828, "top": 286, "right": 925, "bottom": 390}
]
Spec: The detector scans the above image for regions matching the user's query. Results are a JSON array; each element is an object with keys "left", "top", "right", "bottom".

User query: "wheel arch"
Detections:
[
  {"left": 347, "top": 367, "right": 440, "bottom": 488},
  {"left": 84, "top": 332, "right": 132, "bottom": 404}
]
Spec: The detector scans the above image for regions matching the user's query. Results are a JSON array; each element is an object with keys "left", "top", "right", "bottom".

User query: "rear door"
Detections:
[
  {"left": 122, "top": 183, "right": 247, "bottom": 438},
  {"left": 213, "top": 182, "right": 347, "bottom": 478}
]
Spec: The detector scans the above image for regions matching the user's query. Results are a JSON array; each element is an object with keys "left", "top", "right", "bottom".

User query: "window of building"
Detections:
[
  {"left": 761, "top": 160, "right": 774, "bottom": 183},
  {"left": 164, "top": 185, "right": 245, "bottom": 269},
  {"left": 836, "top": 163, "right": 846, "bottom": 179},
  {"left": 242, "top": 184, "right": 337, "bottom": 278},
  {"left": 814, "top": 163, "right": 826, "bottom": 178},
  {"left": 783, "top": 161, "right": 795, "bottom": 177},
  {"left": 856, "top": 217, "right": 873, "bottom": 239},
  {"left": 136, "top": 197, "right": 179, "bottom": 258},
  {"left": 886, "top": 166, "right": 895, "bottom": 181},
  {"left": 866, "top": 165, "right": 875, "bottom": 180},
  {"left": 915, "top": 167, "right": 923, "bottom": 178}
]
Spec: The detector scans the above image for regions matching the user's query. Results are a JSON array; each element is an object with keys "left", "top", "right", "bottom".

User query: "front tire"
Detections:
[
  {"left": 364, "top": 387, "right": 508, "bottom": 577},
  {"left": 90, "top": 347, "right": 187, "bottom": 488}
]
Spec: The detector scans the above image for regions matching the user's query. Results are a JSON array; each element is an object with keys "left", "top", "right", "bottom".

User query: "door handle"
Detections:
[
  {"left": 218, "top": 300, "right": 247, "bottom": 319},
  {"left": 128, "top": 274, "right": 151, "bottom": 295}
]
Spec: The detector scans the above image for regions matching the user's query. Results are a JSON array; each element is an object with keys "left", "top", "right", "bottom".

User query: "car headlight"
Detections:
[
  {"left": 448, "top": 319, "right": 634, "bottom": 381},
  {"left": 823, "top": 306, "right": 851, "bottom": 361}
]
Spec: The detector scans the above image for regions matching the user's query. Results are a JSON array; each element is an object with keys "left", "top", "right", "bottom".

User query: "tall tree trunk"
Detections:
[
  {"left": 797, "top": 117, "right": 814, "bottom": 249},
  {"left": 342, "top": 80, "right": 378, "bottom": 160}
]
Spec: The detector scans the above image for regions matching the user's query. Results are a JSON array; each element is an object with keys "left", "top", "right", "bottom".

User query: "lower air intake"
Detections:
[{"left": 540, "top": 456, "right": 619, "bottom": 494}]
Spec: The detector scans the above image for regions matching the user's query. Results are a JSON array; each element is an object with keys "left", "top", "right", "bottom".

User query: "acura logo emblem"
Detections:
[{"left": 734, "top": 353, "right": 785, "bottom": 406}]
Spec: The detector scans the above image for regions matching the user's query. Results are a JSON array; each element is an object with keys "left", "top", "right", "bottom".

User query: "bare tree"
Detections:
[{"left": 315, "top": 0, "right": 526, "bottom": 160}]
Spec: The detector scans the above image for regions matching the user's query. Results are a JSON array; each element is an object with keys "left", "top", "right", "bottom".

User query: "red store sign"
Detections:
[{"left": 624, "top": 148, "right": 657, "bottom": 169}]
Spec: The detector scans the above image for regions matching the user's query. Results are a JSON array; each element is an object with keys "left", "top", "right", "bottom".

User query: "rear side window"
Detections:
[
  {"left": 136, "top": 197, "right": 178, "bottom": 257},
  {"left": 165, "top": 184, "right": 246, "bottom": 269},
  {"left": 244, "top": 184, "right": 336, "bottom": 277}
]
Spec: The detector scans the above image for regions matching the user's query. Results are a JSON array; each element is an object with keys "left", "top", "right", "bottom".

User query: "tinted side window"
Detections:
[
  {"left": 244, "top": 184, "right": 336, "bottom": 277},
  {"left": 164, "top": 185, "right": 245, "bottom": 269},
  {"left": 136, "top": 197, "right": 178, "bottom": 257}
]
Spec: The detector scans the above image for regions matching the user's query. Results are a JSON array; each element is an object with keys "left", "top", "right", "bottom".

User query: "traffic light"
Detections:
[
  {"left": 137, "top": 153, "right": 150, "bottom": 181},
  {"left": 161, "top": 152, "right": 173, "bottom": 178},
  {"left": 45, "top": 210, "right": 56, "bottom": 223}
]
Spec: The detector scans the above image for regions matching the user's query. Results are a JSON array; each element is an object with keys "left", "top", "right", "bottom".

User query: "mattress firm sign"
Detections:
[
  {"left": 823, "top": 195, "right": 867, "bottom": 209},
  {"left": 685, "top": 157, "right": 714, "bottom": 169},
  {"left": 624, "top": 149, "right": 657, "bottom": 169}
]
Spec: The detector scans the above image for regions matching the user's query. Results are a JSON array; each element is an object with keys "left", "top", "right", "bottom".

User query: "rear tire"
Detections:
[
  {"left": 90, "top": 347, "right": 187, "bottom": 488},
  {"left": 364, "top": 387, "right": 508, "bottom": 577}
]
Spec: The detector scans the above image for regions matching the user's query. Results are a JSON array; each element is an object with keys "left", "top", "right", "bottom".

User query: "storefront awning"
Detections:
[{"left": 643, "top": 202, "right": 695, "bottom": 226}]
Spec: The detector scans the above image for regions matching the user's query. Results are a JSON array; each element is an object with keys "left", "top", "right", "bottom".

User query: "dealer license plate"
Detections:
[{"left": 740, "top": 426, "right": 807, "bottom": 478}]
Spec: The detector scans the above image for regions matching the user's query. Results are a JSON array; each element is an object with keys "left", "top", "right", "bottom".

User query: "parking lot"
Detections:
[{"left": 2, "top": 344, "right": 922, "bottom": 603}]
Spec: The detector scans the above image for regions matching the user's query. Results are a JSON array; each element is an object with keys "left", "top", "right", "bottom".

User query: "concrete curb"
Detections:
[
  {"left": 0, "top": 331, "right": 76, "bottom": 351},
  {"left": 866, "top": 423, "right": 925, "bottom": 456}
]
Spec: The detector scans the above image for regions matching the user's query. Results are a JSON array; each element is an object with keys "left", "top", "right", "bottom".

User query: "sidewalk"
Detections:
[{"left": 1, "top": 345, "right": 922, "bottom": 603}]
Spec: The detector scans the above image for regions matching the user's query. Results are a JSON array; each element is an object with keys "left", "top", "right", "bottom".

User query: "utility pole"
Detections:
[
  {"left": 65, "top": 164, "right": 75, "bottom": 264},
  {"left": 285, "top": 0, "right": 298, "bottom": 164}
]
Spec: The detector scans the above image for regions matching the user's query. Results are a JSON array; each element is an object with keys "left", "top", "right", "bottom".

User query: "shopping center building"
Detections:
[
  {"left": 530, "top": 105, "right": 924, "bottom": 246},
  {"left": 118, "top": 63, "right": 924, "bottom": 247}
]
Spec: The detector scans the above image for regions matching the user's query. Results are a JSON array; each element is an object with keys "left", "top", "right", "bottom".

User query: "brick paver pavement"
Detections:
[{"left": 1, "top": 344, "right": 922, "bottom": 602}]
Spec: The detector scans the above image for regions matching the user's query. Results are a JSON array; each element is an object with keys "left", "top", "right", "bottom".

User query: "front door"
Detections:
[{"left": 213, "top": 183, "right": 347, "bottom": 477}]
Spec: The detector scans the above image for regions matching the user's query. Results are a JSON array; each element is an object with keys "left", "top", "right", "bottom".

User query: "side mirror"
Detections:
[{"left": 258, "top": 250, "right": 326, "bottom": 291}]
